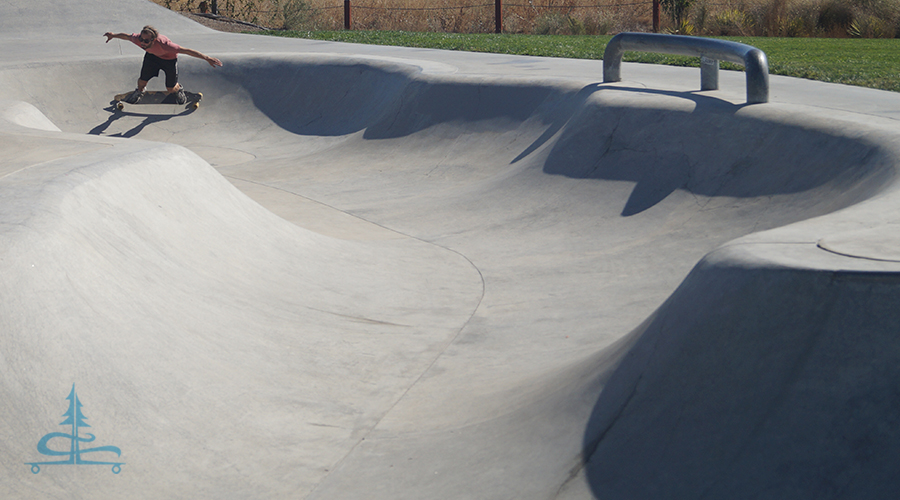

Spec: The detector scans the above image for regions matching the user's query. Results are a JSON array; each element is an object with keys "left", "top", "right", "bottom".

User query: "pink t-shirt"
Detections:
[{"left": 130, "top": 33, "right": 181, "bottom": 60}]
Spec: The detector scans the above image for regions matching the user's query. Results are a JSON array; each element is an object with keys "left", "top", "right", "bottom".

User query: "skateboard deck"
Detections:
[{"left": 114, "top": 90, "right": 202, "bottom": 110}]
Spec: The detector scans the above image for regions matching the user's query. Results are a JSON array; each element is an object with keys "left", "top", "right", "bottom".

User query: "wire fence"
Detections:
[
  {"left": 156, "top": 0, "right": 899, "bottom": 38},
  {"left": 157, "top": 0, "right": 661, "bottom": 34}
]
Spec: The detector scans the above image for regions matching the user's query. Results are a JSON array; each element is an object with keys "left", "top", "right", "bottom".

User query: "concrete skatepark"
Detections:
[{"left": 3, "top": 0, "right": 900, "bottom": 497}]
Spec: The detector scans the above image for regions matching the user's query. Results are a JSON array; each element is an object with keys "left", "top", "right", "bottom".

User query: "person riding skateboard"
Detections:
[{"left": 103, "top": 26, "right": 223, "bottom": 105}]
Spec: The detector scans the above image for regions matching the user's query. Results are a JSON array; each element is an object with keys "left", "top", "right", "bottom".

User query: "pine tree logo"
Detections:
[{"left": 26, "top": 385, "right": 124, "bottom": 474}]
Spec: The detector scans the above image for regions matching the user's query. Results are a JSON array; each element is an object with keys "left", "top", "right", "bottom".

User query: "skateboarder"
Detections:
[{"left": 103, "top": 26, "right": 223, "bottom": 105}]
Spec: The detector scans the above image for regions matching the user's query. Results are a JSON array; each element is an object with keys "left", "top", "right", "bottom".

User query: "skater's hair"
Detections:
[{"left": 140, "top": 25, "right": 159, "bottom": 41}]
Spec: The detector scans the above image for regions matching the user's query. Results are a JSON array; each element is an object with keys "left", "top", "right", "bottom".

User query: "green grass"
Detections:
[
  {"left": 725, "top": 37, "right": 900, "bottom": 92},
  {"left": 256, "top": 30, "right": 900, "bottom": 92}
]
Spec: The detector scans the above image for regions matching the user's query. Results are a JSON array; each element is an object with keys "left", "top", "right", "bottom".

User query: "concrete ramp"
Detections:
[
  {"left": 585, "top": 239, "right": 900, "bottom": 498},
  {"left": 3, "top": 1, "right": 900, "bottom": 498},
  {"left": 0, "top": 100, "right": 481, "bottom": 497},
  {"left": 0, "top": 0, "right": 209, "bottom": 38}
]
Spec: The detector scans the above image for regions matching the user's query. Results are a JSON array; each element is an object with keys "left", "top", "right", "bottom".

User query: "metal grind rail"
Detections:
[{"left": 603, "top": 32, "right": 769, "bottom": 104}]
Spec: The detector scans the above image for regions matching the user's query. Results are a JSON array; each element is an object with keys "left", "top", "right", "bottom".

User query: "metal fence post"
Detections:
[
  {"left": 652, "top": 0, "right": 659, "bottom": 32},
  {"left": 495, "top": 0, "right": 502, "bottom": 34},
  {"left": 344, "top": 0, "right": 351, "bottom": 30}
]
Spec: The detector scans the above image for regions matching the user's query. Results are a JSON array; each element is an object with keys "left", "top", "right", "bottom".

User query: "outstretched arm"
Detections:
[
  {"left": 178, "top": 47, "right": 224, "bottom": 67},
  {"left": 104, "top": 32, "right": 131, "bottom": 43}
]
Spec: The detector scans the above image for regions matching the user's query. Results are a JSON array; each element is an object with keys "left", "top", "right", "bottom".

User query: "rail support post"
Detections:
[{"left": 700, "top": 56, "right": 718, "bottom": 91}]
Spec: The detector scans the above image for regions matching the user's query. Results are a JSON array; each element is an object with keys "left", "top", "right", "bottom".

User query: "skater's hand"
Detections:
[{"left": 178, "top": 48, "right": 223, "bottom": 68}]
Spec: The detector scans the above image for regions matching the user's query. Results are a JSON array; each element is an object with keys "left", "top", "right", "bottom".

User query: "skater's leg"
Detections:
[
  {"left": 124, "top": 79, "right": 149, "bottom": 104},
  {"left": 162, "top": 59, "right": 186, "bottom": 104}
]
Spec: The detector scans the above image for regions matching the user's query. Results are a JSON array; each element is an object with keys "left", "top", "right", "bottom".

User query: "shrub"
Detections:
[
  {"left": 689, "top": 0, "right": 711, "bottom": 33},
  {"left": 849, "top": 14, "right": 889, "bottom": 37},
  {"left": 534, "top": 12, "right": 584, "bottom": 35},
  {"left": 784, "top": 0, "right": 823, "bottom": 36},
  {"left": 582, "top": 9, "right": 618, "bottom": 35},
  {"left": 712, "top": 8, "right": 753, "bottom": 36},
  {"left": 665, "top": 19, "right": 696, "bottom": 34},
  {"left": 761, "top": 0, "right": 788, "bottom": 35},
  {"left": 281, "top": 0, "right": 312, "bottom": 30},
  {"left": 818, "top": 0, "right": 854, "bottom": 35},
  {"left": 661, "top": 0, "right": 695, "bottom": 27}
]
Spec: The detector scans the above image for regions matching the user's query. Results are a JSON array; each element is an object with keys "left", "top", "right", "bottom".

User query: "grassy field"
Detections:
[
  {"left": 257, "top": 30, "right": 900, "bottom": 92},
  {"left": 730, "top": 36, "right": 900, "bottom": 91}
]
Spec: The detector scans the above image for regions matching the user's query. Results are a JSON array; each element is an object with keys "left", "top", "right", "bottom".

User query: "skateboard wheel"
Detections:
[
  {"left": 192, "top": 102, "right": 200, "bottom": 109},
  {"left": 116, "top": 102, "right": 124, "bottom": 111}
]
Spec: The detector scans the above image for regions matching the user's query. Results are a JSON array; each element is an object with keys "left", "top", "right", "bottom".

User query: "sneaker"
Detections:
[
  {"left": 123, "top": 89, "right": 144, "bottom": 104},
  {"left": 175, "top": 88, "right": 187, "bottom": 105}
]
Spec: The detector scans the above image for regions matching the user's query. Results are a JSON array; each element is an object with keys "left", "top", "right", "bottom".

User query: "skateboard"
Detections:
[{"left": 114, "top": 90, "right": 202, "bottom": 110}]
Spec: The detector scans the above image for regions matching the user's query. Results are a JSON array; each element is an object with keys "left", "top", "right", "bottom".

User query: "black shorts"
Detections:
[{"left": 139, "top": 52, "right": 179, "bottom": 88}]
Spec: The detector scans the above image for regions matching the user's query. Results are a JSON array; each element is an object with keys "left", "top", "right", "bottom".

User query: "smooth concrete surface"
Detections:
[{"left": 3, "top": 0, "right": 900, "bottom": 498}]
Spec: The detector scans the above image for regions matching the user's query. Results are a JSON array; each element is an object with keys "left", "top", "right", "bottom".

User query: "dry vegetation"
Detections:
[
  {"left": 156, "top": 0, "right": 651, "bottom": 33},
  {"left": 689, "top": 0, "right": 900, "bottom": 37},
  {"left": 153, "top": 0, "right": 900, "bottom": 37}
]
